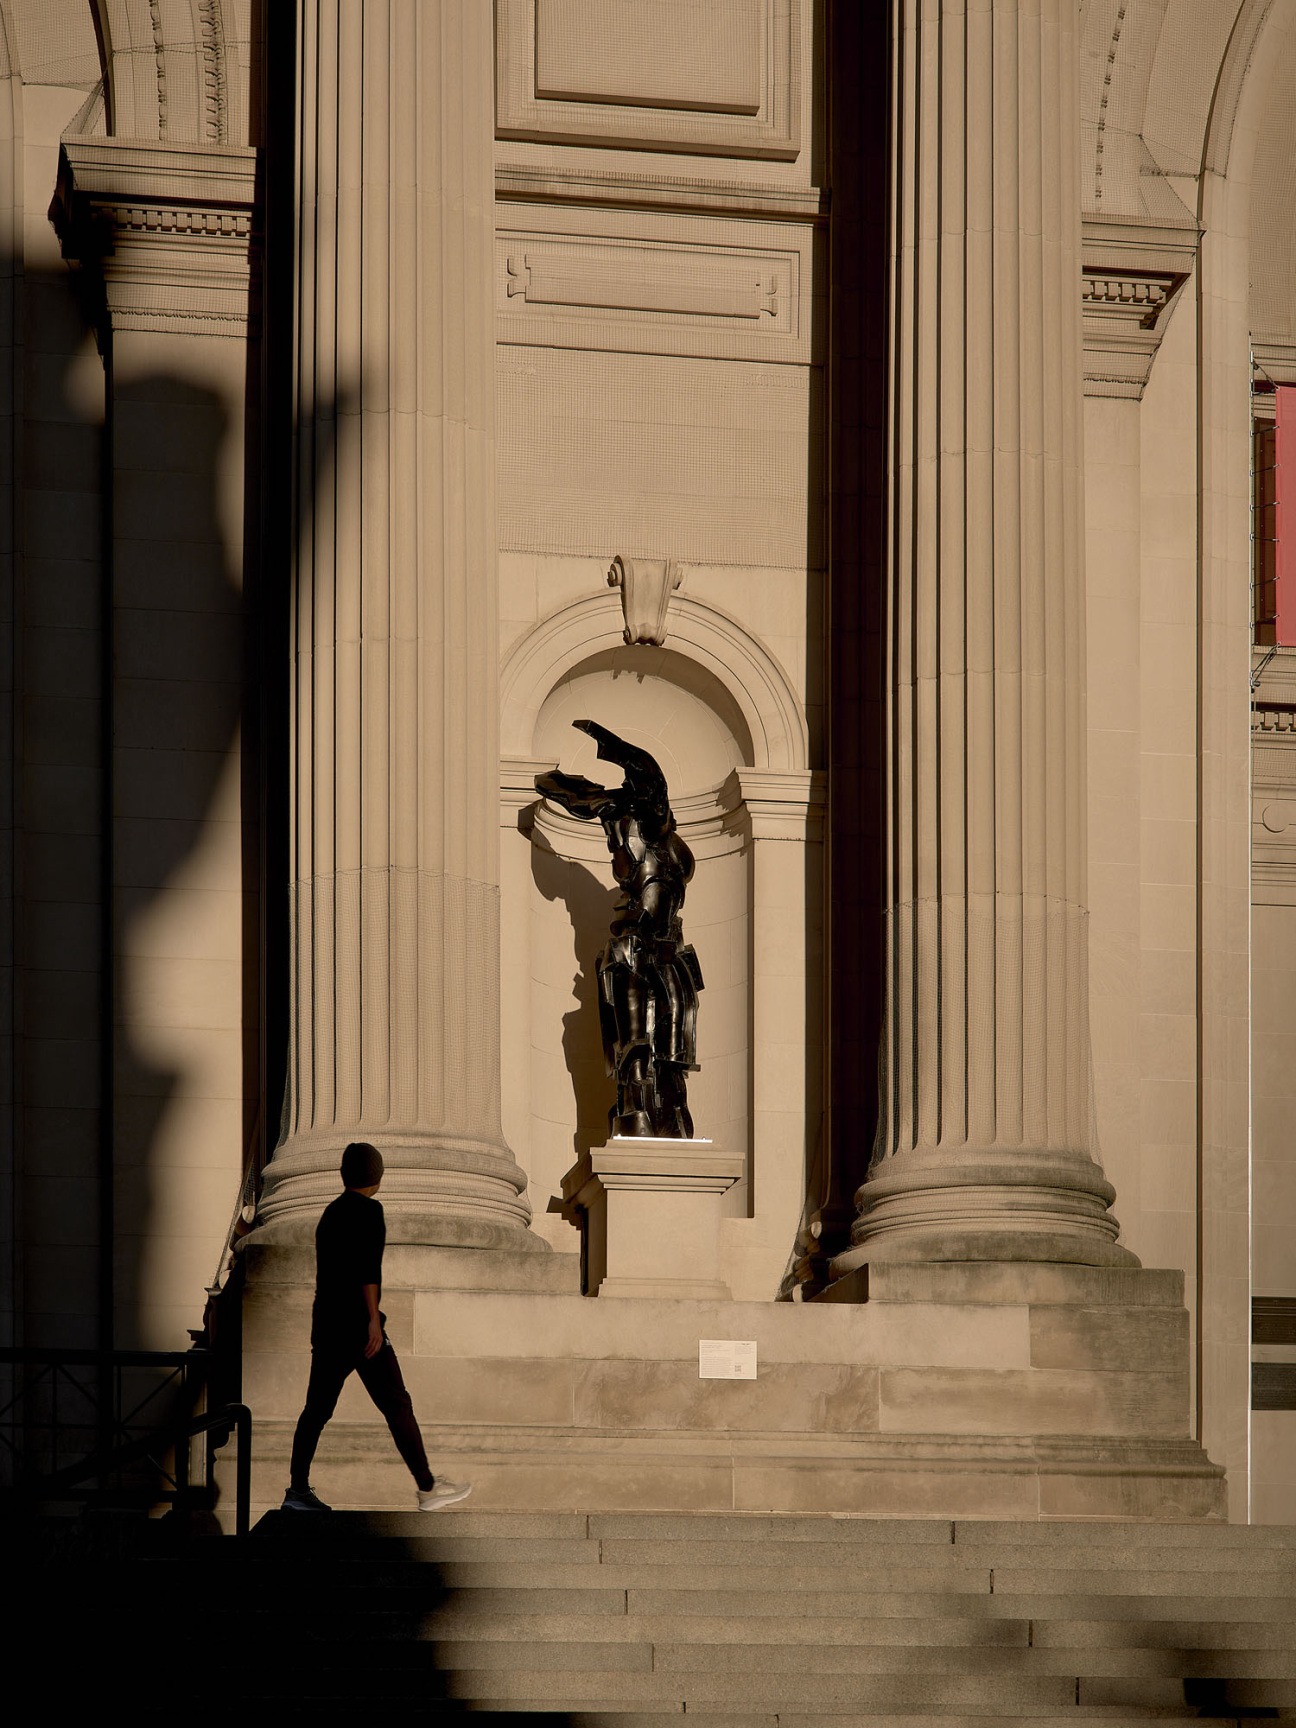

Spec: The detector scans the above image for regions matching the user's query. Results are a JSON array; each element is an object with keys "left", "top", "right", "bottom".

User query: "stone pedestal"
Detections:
[{"left": 561, "top": 1139, "right": 744, "bottom": 1299}]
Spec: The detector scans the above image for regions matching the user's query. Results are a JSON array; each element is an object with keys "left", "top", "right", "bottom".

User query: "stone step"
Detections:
[
  {"left": 148, "top": 1555, "right": 1296, "bottom": 1598},
  {"left": 141, "top": 1566, "right": 1295, "bottom": 1628},
  {"left": 590, "top": 1537, "right": 1295, "bottom": 1572},
  {"left": 132, "top": 1560, "right": 1296, "bottom": 1624},
  {"left": 401, "top": 1610, "right": 1296, "bottom": 1651},
  {"left": 241, "top": 1630, "right": 1296, "bottom": 1681},
  {"left": 256, "top": 1507, "right": 1296, "bottom": 1542},
  {"left": 188, "top": 1601, "right": 1296, "bottom": 1675},
  {"left": 246, "top": 1663, "right": 1295, "bottom": 1710},
  {"left": 587, "top": 1513, "right": 1293, "bottom": 1548},
  {"left": 237, "top": 1530, "right": 1296, "bottom": 1575},
  {"left": 617, "top": 1587, "right": 1296, "bottom": 1621},
  {"left": 465, "top": 1717, "right": 1235, "bottom": 1728},
  {"left": 263, "top": 1706, "right": 1234, "bottom": 1727}
]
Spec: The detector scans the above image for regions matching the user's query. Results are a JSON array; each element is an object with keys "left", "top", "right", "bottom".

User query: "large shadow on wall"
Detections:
[
  {"left": 11, "top": 258, "right": 251, "bottom": 1362},
  {"left": 108, "top": 368, "right": 250, "bottom": 1354}
]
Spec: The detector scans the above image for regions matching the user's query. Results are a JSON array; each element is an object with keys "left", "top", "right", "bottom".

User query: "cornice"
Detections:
[
  {"left": 52, "top": 136, "right": 260, "bottom": 341},
  {"left": 1080, "top": 217, "right": 1196, "bottom": 400}
]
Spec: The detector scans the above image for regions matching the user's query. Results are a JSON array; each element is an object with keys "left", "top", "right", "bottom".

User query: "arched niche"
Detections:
[
  {"left": 534, "top": 644, "right": 755, "bottom": 797},
  {"left": 499, "top": 592, "right": 823, "bottom": 1301},
  {"left": 501, "top": 589, "right": 808, "bottom": 772}
]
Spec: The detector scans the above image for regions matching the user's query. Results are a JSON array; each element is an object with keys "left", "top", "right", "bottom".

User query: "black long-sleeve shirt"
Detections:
[{"left": 310, "top": 1188, "right": 385, "bottom": 1348}]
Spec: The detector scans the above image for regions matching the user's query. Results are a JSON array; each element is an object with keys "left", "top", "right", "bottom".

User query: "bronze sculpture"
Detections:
[{"left": 536, "top": 720, "right": 704, "bottom": 1139}]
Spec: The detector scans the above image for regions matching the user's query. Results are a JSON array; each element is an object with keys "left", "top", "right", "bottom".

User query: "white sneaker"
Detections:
[{"left": 417, "top": 1478, "right": 472, "bottom": 1510}]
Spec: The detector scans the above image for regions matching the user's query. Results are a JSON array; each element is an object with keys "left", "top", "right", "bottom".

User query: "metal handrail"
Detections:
[
  {"left": 39, "top": 1403, "right": 253, "bottom": 1537},
  {"left": 0, "top": 1348, "right": 250, "bottom": 1534},
  {"left": 0, "top": 1346, "right": 202, "bottom": 1367}
]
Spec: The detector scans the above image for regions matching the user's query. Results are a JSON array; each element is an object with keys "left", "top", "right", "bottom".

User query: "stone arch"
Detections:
[
  {"left": 500, "top": 590, "right": 809, "bottom": 774},
  {"left": 1078, "top": 0, "right": 1294, "bottom": 213},
  {"left": 90, "top": 0, "right": 249, "bottom": 144}
]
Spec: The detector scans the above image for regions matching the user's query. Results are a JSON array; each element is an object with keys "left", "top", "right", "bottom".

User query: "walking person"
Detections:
[{"left": 282, "top": 1141, "right": 472, "bottom": 1512}]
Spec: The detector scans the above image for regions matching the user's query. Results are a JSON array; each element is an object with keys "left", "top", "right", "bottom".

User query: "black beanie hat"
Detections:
[{"left": 340, "top": 1141, "right": 384, "bottom": 1188}]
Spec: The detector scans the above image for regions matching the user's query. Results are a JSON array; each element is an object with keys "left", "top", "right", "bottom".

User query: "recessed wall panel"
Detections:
[
  {"left": 535, "top": 0, "right": 764, "bottom": 114},
  {"left": 497, "top": 0, "right": 800, "bottom": 159}
]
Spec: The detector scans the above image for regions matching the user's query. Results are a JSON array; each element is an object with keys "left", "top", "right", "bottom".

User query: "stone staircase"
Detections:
[{"left": 84, "top": 1510, "right": 1296, "bottom": 1721}]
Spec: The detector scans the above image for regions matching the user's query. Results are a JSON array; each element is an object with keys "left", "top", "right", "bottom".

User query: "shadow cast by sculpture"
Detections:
[
  {"left": 536, "top": 720, "right": 703, "bottom": 1140},
  {"left": 527, "top": 833, "right": 619, "bottom": 1162}
]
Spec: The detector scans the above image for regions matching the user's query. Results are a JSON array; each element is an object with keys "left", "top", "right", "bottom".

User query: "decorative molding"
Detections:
[
  {"left": 198, "top": 0, "right": 229, "bottom": 143},
  {"left": 495, "top": 164, "right": 827, "bottom": 223},
  {"left": 507, "top": 250, "right": 780, "bottom": 322},
  {"left": 496, "top": 0, "right": 800, "bottom": 161},
  {"left": 1082, "top": 274, "right": 1174, "bottom": 321},
  {"left": 496, "top": 207, "right": 812, "bottom": 365},
  {"left": 105, "top": 205, "right": 251, "bottom": 239},
  {"left": 500, "top": 590, "right": 809, "bottom": 772},
  {"left": 1081, "top": 218, "right": 1197, "bottom": 399},
  {"left": 1081, "top": 266, "right": 1189, "bottom": 398},
  {"left": 607, "top": 553, "right": 683, "bottom": 645},
  {"left": 733, "top": 766, "right": 824, "bottom": 843},
  {"left": 1090, "top": 3, "right": 1128, "bottom": 208},
  {"left": 148, "top": 0, "right": 168, "bottom": 138},
  {"left": 52, "top": 137, "right": 258, "bottom": 339},
  {"left": 1252, "top": 694, "right": 1296, "bottom": 896}
]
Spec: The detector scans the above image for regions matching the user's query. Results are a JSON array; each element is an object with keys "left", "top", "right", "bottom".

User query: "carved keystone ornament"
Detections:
[{"left": 607, "top": 554, "right": 683, "bottom": 646}]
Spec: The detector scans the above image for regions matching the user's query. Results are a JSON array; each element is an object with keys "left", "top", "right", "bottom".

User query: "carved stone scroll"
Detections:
[{"left": 607, "top": 554, "right": 683, "bottom": 647}]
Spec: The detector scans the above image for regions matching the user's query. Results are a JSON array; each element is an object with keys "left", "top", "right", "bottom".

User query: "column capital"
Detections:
[{"left": 52, "top": 137, "right": 259, "bottom": 341}]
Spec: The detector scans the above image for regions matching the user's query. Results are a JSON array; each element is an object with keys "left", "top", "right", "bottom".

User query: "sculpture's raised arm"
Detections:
[
  {"left": 571, "top": 718, "right": 671, "bottom": 835},
  {"left": 533, "top": 766, "right": 616, "bottom": 821}
]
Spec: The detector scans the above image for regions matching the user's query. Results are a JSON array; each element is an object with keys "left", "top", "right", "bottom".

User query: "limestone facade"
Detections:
[{"left": 0, "top": 1, "right": 1292, "bottom": 1525}]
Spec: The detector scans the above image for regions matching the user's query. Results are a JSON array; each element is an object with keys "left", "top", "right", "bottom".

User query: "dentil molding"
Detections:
[
  {"left": 1080, "top": 218, "right": 1196, "bottom": 399},
  {"left": 51, "top": 136, "right": 259, "bottom": 340}
]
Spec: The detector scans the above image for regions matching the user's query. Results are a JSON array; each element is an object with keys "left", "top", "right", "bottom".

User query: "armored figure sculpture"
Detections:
[{"left": 536, "top": 720, "right": 704, "bottom": 1139}]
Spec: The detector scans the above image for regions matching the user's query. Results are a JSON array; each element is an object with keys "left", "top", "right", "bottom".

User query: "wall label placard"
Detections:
[{"left": 699, "top": 1339, "right": 757, "bottom": 1379}]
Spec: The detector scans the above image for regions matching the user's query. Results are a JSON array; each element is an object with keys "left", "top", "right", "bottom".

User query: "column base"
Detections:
[
  {"left": 833, "top": 1146, "right": 1140, "bottom": 1274},
  {"left": 254, "top": 1129, "right": 539, "bottom": 1249}
]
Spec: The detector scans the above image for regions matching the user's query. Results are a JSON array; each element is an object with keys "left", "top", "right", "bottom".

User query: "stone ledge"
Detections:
[
  {"left": 820, "top": 1262, "right": 1185, "bottom": 1309},
  {"left": 235, "top": 1420, "right": 1224, "bottom": 1523}
]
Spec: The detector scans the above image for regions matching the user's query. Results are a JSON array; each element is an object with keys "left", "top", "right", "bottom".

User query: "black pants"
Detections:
[{"left": 289, "top": 1335, "right": 433, "bottom": 1491}]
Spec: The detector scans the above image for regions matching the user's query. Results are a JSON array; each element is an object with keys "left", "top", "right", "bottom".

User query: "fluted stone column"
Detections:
[
  {"left": 833, "top": 0, "right": 1135, "bottom": 1270},
  {"left": 256, "top": 0, "right": 535, "bottom": 1246}
]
